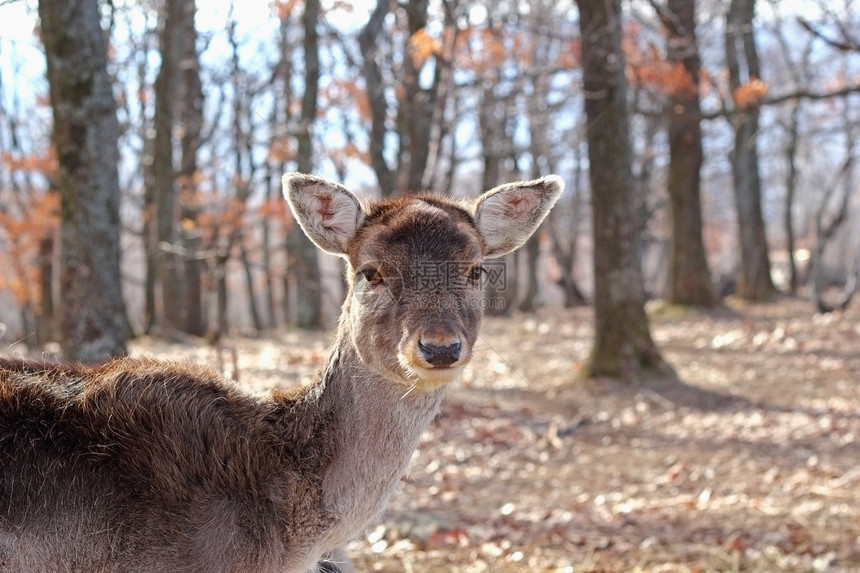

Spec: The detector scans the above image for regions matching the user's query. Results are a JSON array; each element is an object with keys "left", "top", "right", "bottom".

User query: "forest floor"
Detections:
[{"left": 130, "top": 295, "right": 860, "bottom": 573}]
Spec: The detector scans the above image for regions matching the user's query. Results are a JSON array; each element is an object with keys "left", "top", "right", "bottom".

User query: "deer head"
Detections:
[{"left": 283, "top": 173, "right": 563, "bottom": 393}]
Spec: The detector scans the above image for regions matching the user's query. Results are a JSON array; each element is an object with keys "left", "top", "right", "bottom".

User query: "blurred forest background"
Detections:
[
  {"left": 2, "top": 1, "right": 860, "bottom": 571},
  {"left": 0, "top": 0, "right": 859, "bottom": 363}
]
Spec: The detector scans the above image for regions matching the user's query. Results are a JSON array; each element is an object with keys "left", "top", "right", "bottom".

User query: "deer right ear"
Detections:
[
  {"left": 473, "top": 175, "right": 564, "bottom": 258},
  {"left": 282, "top": 173, "right": 365, "bottom": 257}
]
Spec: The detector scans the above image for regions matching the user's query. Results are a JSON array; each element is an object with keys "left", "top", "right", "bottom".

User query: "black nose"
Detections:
[{"left": 418, "top": 339, "right": 462, "bottom": 367}]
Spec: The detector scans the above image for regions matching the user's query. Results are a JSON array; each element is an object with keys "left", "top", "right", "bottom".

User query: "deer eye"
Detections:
[
  {"left": 360, "top": 267, "right": 383, "bottom": 286},
  {"left": 468, "top": 265, "right": 486, "bottom": 284}
]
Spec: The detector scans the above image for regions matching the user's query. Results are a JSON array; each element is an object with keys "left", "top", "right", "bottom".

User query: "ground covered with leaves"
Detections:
[{"left": 131, "top": 297, "right": 859, "bottom": 573}]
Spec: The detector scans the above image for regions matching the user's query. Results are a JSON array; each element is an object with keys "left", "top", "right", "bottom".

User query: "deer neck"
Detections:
[{"left": 310, "top": 327, "right": 446, "bottom": 545}]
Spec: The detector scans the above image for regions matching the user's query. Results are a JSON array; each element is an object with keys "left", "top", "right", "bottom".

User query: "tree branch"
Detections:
[
  {"left": 798, "top": 16, "right": 860, "bottom": 52},
  {"left": 685, "top": 83, "right": 860, "bottom": 120}
]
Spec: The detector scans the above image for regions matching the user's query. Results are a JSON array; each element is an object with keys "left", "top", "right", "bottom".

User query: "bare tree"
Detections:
[
  {"left": 146, "top": 0, "right": 187, "bottom": 332},
  {"left": 810, "top": 117, "right": 859, "bottom": 313},
  {"left": 576, "top": 0, "right": 669, "bottom": 379},
  {"left": 39, "top": 0, "right": 127, "bottom": 360},
  {"left": 286, "top": 0, "right": 324, "bottom": 328},
  {"left": 358, "top": 0, "right": 453, "bottom": 195},
  {"left": 768, "top": 15, "right": 816, "bottom": 295},
  {"left": 399, "top": 0, "right": 434, "bottom": 191},
  {"left": 262, "top": 4, "right": 301, "bottom": 330},
  {"left": 176, "top": 0, "right": 205, "bottom": 336},
  {"left": 549, "top": 136, "right": 588, "bottom": 308},
  {"left": 358, "top": 0, "right": 396, "bottom": 196},
  {"left": 520, "top": 4, "right": 562, "bottom": 313},
  {"left": 724, "top": 0, "right": 777, "bottom": 300},
  {"left": 652, "top": 0, "right": 715, "bottom": 305},
  {"left": 477, "top": 31, "right": 519, "bottom": 317}
]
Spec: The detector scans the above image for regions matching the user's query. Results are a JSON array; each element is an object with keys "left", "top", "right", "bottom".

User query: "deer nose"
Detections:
[{"left": 417, "top": 339, "right": 462, "bottom": 367}]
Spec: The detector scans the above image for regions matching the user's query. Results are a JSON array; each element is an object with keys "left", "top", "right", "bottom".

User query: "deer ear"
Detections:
[
  {"left": 473, "top": 175, "right": 564, "bottom": 258},
  {"left": 282, "top": 173, "right": 365, "bottom": 256}
]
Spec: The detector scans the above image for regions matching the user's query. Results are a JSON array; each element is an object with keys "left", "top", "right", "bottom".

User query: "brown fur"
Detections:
[
  {"left": 1, "top": 357, "right": 332, "bottom": 572},
  {"left": 0, "top": 173, "right": 562, "bottom": 572}
]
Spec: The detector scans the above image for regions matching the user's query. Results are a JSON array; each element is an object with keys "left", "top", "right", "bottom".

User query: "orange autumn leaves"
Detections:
[
  {"left": 627, "top": 43, "right": 700, "bottom": 97},
  {"left": 407, "top": 25, "right": 570, "bottom": 73},
  {"left": 406, "top": 22, "right": 767, "bottom": 105},
  {"left": 0, "top": 147, "right": 58, "bottom": 309},
  {"left": 625, "top": 29, "right": 769, "bottom": 105},
  {"left": 0, "top": 190, "right": 58, "bottom": 308},
  {"left": 408, "top": 27, "right": 442, "bottom": 68},
  {"left": 733, "top": 77, "right": 769, "bottom": 107}
]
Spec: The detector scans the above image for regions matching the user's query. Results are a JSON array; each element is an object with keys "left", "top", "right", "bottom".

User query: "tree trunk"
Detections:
[
  {"left": 143, "top": 195, "right": 157, "bottom": 333},
  {"left": 399, "top": 0, "right": 433, "bottom": 191},
  {"left": 550, "top": 224, "right": 586, "bottom": 307},
  {"left": 657, "top": 0, "right": 716, "bottom": 306},
  {"left": 176, "top": 0, "right": 205, "bottom": 336},
  {"left": 772, "top": 20, "right": 814, "bottom": 296},
  {"left": 576, "top": 0, "right": 668, "bottom": 379},
  {"left": 149, "top": 0, "right": 183, "bottom": 329},
  {"left": 262, "top": 169, "right": 279, "bottom": 330},
  {"left": 288, "top": 0, "right": 323, "bottom": 329},
  {"left": 811, "top": 133, "right": 856, "bottom": 313},
  {"left": 214, "top": 256, "right": 229, "bottom": 339},
  {"left": 141, "top": 34, "right": 157, "bottom": 335},
  {"left": 422, "top": 11, "right": 458, "bottom": 191},
  {"left": 519, "top": 57, "right": 556, "bottom": 314},
  {"left": 359, "top": 0, "right": 396, "bottom": 196},
  {"left": 479, "top": 85, "right": 503, "bottom": 196},
  {"left": 724, "top": 0, "right": 777, "bottom": 300},
  {"left": 39, "top": 0, "right": 128, "bottom": 360},
  {"left": 518, "top": 234, "right": 540, "bottom": 313},
  {"left": 783, "top": 101, "right": 800, "bottom": 294},
  {"left": 36, "top": 234, "right": 56, "bottom": 345},
  {"left": 549, "top": 203, "right": 587, "bottom": 308},
  {"left": 548, "top": 137, "right": 587, "bottom": 308},
  {"left": 239, "top": 241, "right": 263, "bottom": 333},
  {"left": 266, "top": 13, "right": 295, "bottom": 329},
  {"left": 478, "top": 77, "right": 515, "bottom": 316}
]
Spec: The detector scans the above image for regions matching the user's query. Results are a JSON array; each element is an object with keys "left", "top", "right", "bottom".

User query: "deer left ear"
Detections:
[
  {"left": 472, "top": 175, "right": 564, "bottom": 258},
  {"left": 282, "top": 173, "right": 366, "bottom": 257}
]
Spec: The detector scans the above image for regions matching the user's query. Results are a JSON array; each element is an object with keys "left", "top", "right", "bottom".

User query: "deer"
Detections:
[{"left": 0, "top": 172, "right": 563, "bottom": 573}]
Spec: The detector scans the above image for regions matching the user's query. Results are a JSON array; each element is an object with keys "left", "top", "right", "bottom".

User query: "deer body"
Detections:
[{"left": 0, "top": 173, "right": 562, "bottom": 572}]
